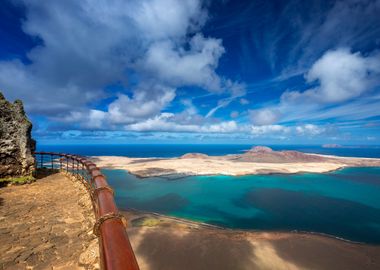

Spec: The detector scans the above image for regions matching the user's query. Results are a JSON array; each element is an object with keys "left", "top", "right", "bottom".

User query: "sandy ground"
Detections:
[
  {"left": 124, "top": 210, "right": 380, "bottom": 270},
  {"left": 0, "top": 172, "right": 99, "bottom": 269},
  {"left": 91, "top": 148, "right": 380, "bottom": 178},
  {"left": 92, "top": 155, "right": 353, "bottom": 177}
]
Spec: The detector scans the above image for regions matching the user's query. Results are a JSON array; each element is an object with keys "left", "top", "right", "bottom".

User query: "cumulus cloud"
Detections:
[
  {"left": 127, "top": 113, "right": 240, "bottom": 133},
  {"left": 108, "top": 84, "right": 175, "bottom": 124},
  {"left": 250, "top": 124, "right": 329, "bottom": 137},
  {"left": 282, "top": 49, "right": 380, "bottom": 103},
  {"left": 55, "top": 110, "right": 107, "bottom": 129},
  {"left": 0, "top": 0, "right": 244, "bottom": 128},
  {"left": 130, "top": 0, "right": 208, "bottom": 40},
  {"left": 141, "top": 34, "right": 225, "bottom": 91},
  {"left": 124, "top": 111, "right": 328, "bottom": 138},
  {"left": 253, "top": 48, "right": 380, "bottom": 129}
]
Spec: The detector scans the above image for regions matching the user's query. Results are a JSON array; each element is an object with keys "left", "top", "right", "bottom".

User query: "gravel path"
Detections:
[{"left": 0, "top": 173, "right": 99, "bottom": 269}]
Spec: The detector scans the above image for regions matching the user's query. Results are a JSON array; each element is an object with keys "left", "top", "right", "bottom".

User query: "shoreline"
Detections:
[
  {"left": 122, "top": 208, "right": 373, "bottom": 246},
  {"left": 124, "top": 208, "right": 380, "bottom": 269},
  {"left": 91, "top": 150, "right": 380, "bottom": 178},
  {"left": 151, "top": 165, "right": 348, "bottom": 180}
]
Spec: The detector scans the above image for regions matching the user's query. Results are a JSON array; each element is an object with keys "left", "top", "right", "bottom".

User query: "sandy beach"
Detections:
[
  {"left": 124, "top": 210, "right": 380, "bottom": 270},
  {"left": 91, "top": 146, "right": 380, "bottom": 178}
]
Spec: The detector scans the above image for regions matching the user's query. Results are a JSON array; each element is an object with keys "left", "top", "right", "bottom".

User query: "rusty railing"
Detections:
[{"left": 33, "top": 152, "right": 140, "bottom": 270}]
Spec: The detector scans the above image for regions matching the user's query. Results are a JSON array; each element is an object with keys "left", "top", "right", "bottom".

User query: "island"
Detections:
[{"left": 92, "top": 146, "right": 380, "bottom": 178}]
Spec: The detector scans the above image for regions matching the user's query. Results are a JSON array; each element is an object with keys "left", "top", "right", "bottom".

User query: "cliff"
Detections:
[{"left": 0, "top": 92, "right": 36, "bottom": 178}]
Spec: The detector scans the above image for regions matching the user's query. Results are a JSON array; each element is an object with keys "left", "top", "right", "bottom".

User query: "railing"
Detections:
[{"left": 33, "top": 152, "right": 140, "bottom": 270}]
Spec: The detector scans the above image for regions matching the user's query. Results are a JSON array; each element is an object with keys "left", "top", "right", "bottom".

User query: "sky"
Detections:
[{"left": 1, "top": 0, "right": 380, "bottom": 145}]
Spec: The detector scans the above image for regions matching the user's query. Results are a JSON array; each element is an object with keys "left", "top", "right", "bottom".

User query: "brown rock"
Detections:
[
  {"left": 79, "top": 239, "right": 100, "bottom": 268},
  {"left": 0, "top": 92, "right": 36, "bottom": 178}
]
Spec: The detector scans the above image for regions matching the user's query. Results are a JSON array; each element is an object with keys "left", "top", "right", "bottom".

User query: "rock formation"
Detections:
[
  {"left": 0, "top": 92, "right": 36, "bottom": 178},
  {"left": 239, "top": 146, "right": 326, "bottom": 163}
]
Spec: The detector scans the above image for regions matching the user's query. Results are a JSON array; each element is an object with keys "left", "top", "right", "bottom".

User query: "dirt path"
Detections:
[{"left": 0, "top": 173, "right": 99, "bottom": 269}]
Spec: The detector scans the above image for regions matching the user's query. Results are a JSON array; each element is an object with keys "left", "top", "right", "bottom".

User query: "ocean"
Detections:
[
  {"left": 37, "top": 144, "right": 380, "bottom": 158},
  {"left": 37, "top": 144, "right": 380, "bottom": 243}
]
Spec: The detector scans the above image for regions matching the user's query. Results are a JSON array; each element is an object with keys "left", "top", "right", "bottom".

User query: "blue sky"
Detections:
[{"left": 1, "top": 0, "right": 380, "bottom": 145}]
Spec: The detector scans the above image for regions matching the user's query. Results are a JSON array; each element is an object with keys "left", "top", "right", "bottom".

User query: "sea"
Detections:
[
  {"left": 37, "top": 144, "right": 380, "bottom": 244},
  {"left": 37, "top": 144, "right": 380, "bottom": 158}
]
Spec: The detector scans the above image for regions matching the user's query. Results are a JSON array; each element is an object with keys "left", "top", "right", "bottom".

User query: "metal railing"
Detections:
[{"left": 34, "top": 152, "right": 140, "bottom": 270}]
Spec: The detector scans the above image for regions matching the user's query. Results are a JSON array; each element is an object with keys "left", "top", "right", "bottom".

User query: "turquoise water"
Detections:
[{"left": 103, "top": 167, "right": 380, "bottom": 244}]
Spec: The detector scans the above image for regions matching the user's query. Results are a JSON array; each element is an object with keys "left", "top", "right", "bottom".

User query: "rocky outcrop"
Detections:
[{"left": 0, "top": 92, "right": 36, "bottom": 178}]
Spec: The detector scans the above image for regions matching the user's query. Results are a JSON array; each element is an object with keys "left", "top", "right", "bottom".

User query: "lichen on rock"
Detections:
[{"left": 0, "top": 92, "right": 36, "bottom": 178}]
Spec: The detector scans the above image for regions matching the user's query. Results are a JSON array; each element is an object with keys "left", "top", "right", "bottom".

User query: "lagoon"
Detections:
[{"left": 103, "top": 167, "right": 380, "bottom": 244}]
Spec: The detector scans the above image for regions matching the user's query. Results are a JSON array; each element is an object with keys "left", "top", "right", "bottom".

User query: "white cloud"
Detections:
[
  {"left": 131, "top": 0, "right": 207, "bottom": 40},
  {"left": 0, "top": 0, "right": 244, "bottom": 127},
  {"left": 254, "top": 48, "right": 380, "bottom": 129},
  {"left": 249, "top": 108, "right": 280, "bottom": 125},
  {"left": 180, "top": 99, "right": 198, "bottom": 115},
  {"left": 127, "top": 113, "right": 240, "bottom": 133},
  {"left": 141, "top": 34, "right": 225, "bottom": 91},
  {"left": 251, "top": 125, "right": 290, "bottom": 135},
  {"left": 108, "top": 84, "right": 175, "bottom": 124},
  {"left": 128, "top": 118, "right": 326, "bottom": 138},
  {"left": 282, "top": 49, "right": 380, "bottom": 103},
  {"left": 295, "top": 124, "right": 326, "bottom": 136},
  {"left": 250, "top": 124, "right": 329, "bottom": 137},
  {"left": 279, "top": 0, "right": 380, "bottom": 76},
  {"left": 54, "top": 109, "right": 107, "bottom": 129},
  {"left": 205, "top": 121, "right": 238, "bottom": 133}
]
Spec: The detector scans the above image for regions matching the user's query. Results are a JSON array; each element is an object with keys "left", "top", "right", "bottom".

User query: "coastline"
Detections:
[
  {"left": 91, "top": 152, "right": 380, "bottom": 178},
  {"left": 122, "top": 208, "right": 369, "bottom": 245},
  {"left": 124, "top": 208, "right": 380, "bottom": 270}
]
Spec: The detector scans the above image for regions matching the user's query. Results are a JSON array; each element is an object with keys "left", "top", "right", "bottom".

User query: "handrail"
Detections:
[{"left": 33, "top": 152, "right": 140, "bottom": 270}]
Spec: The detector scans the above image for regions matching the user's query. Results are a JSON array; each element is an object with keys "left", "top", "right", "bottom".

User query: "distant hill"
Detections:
[{"left": 235, "top": 146, "right": 327, "bottom": 163}]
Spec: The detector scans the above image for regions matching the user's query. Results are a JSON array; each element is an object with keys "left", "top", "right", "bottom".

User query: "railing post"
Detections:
[
  {"left": 51, "top": 154, "right": 54, "bottom": 169},
  {"left": 40, "top": 154, "right": 43, "bottom": 168},
  {"left": 66, "top": 156, "right": 69, "bottom": 172}
]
